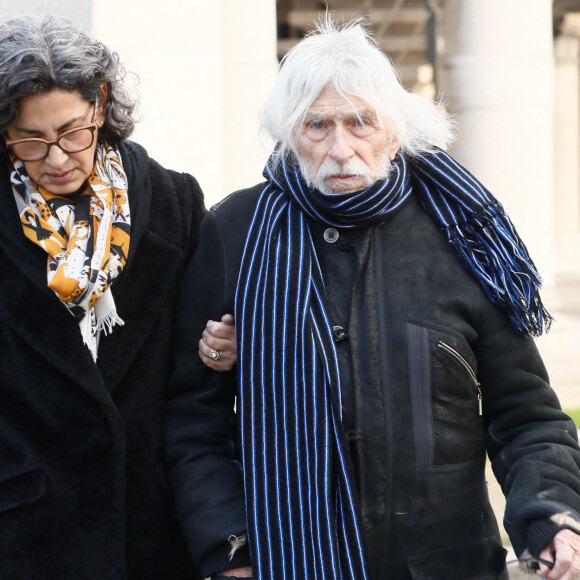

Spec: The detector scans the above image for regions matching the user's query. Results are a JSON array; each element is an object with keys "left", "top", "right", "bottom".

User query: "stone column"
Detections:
[
  {"left": 554, "top": 13, "right": 580, "bottom": 274},
  {"left": 440, "top": 0, "right": 555, "bottom": 284}
]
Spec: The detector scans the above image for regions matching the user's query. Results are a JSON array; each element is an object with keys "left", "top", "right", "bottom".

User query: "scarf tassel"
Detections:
[
  {"left": 94, "top": 287, "right": 125, "bottom": 336},
  {"left": 444, "top": 210, "right": 552, "bottom": 337},
  {"left": 96, "top": 311, "right": 125, "bottom": 336}
]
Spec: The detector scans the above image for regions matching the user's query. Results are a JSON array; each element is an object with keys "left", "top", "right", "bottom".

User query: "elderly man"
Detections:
[{"left": 166, "top": 19, "right": 580, "bottom": 580}]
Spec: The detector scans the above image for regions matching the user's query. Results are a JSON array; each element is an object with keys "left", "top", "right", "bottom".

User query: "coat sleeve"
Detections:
[
  {"left": 164, "top": 209, "right": 248, "bottom": 572},
  {"left": 148, "top": 159, "right": 206, "bottom": 260},
  {"left": 476, "top": 302, "right": 580, "bottom": 556}
]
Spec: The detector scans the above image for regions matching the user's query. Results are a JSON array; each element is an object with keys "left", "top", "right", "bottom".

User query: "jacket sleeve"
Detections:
[
  {"left": 148, "top": 159, "right": 206, "bottom": 260},
  {"left": 164, "top": 209, "right": 248, "bottom": 573},
  {"left": 476, "top": 302, "right": 580, "bottom": 556}
]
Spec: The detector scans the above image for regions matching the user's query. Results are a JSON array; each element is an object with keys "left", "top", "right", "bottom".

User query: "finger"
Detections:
[
  {"left": 204, "top": 319, "right": 218, "bottom": 336},
  {"left": 558, "top": 553, "right": 580, "bottom": 580},
  {"left": 539, "top": 546, "right": 555, "bottom": 576},
  {"left": 200, "top": 328, "right": 236, "bottom": 363},
  {"left": 205, "top": 320, "right": 236, "bottom": 341},
  {"left": 221, "top": 313, "right": 235, "bottom": 325},
  {"left": 198, "top": 338, "right": 213, "bottom": 361},
  {"left": 538, "top": 545, "right": 556, "bottom": 578},
  {"left": 537, "top": 562, "right": 551, "bottom": 578},
  {"left": 198, "top": 337, "right": 232, "bottom": 360},
  {"left": 198, "top": 341, "right": 224, "bottom": 370},
  {"left": 198, "top": 339, "right": 236, "bottom": 372},
  {"left": 202, "top": 326, "right": 230, "bottom": 346},
  {"left": 199, "top": 350, "right": 236, "bottom": 372},
  {"left": 545, "top": 548, "right": 576, "bottom": 580},
  {"left": 549, "top": 560, "right": 580, "bottom": 580},
  {"left": 199, "top": 352, "right": 221, "bottom": 371},
  {"left": 546, "top": 530, "right": 580, "bottom": 580},
  {"left": 201, "top": 333, "right": 237, "bottom": 354},
  {"left": 201, "top": 326, "right": 228, "bottom": 347}
]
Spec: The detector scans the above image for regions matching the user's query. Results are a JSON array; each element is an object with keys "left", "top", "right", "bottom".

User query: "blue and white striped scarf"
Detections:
[{"left": 235, "top": 148, "right": 549, "bottom": 579}]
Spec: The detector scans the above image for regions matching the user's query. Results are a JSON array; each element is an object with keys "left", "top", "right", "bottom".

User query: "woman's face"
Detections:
[{"left": 5, "top": 88, "right": 104, "bottom": 196}]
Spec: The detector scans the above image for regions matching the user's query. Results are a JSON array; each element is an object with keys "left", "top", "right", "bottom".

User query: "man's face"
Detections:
[{"left": 294, "top": 85, "right": 399, "bottom": 194}]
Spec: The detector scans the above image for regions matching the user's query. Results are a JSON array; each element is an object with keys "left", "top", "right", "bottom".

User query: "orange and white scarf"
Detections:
[{"left": 10, "top": 142, "right": 131, "bottom": 360}]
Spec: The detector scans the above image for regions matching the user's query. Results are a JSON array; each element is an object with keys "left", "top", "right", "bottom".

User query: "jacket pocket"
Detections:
[
  {"left": 407, "top": 480, "right": 489, "bottom": 527},
  {"left": 406, "top": 536, "right": 507, "bottom": 579},
  {"left": 437, "top": 340, "right": 482, "bottom": 416},
  {"left": 0, "top": 468, "right": 46, "bottom": 515},
  {"left": 406, "top": 315, "right": 485, "bottom": 469}
]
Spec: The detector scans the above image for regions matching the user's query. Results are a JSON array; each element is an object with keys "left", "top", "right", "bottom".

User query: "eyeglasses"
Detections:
[{"left": 5, "top": 99, "right": 100, "bottom": 162}]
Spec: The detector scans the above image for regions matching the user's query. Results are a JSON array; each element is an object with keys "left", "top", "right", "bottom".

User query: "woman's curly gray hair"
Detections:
[{"left": 0, "top": 13, "right": 137, "bottom": 146}]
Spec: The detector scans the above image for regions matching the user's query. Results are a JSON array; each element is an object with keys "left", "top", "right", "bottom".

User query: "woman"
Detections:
[{"left": 0, "top": 13, "right": 234, "bottom": 579}]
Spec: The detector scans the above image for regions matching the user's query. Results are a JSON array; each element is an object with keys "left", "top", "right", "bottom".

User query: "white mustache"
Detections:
[
  {"left": 316, "top": 158, "right": 373, "bottom": 181},
  {"left": 297, "top": 149, "right": 394, "bottom": 193}
]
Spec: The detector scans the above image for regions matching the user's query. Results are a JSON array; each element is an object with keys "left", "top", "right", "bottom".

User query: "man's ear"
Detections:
[{"left": 388, "top": 136, "right": 400, "bottom": 161}]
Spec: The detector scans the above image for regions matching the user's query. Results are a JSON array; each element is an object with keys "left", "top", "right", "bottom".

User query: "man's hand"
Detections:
[
  {"left": 199, "top": 314, "right": 237, "bottom": 371},
  {"left": 538, "top": 529, "right": 580, "bottom": 579}
]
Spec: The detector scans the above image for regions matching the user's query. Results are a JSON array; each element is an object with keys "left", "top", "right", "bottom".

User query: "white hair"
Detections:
[{"left": 260, "top": 17, "right": 455, "bottom": 163}]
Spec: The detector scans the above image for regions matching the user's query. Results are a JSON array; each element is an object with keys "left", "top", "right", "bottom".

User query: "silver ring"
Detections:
[{"left": 209, "top": 348, "right": 223, "bottom": 361}]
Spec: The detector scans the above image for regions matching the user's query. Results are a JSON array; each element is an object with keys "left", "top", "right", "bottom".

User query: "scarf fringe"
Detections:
[
  {"left": 444, "top": 205, "right": 552, "bottom": 337},
  {"left": 410, "top": 149, "right": 551, "bottom": 337},
  {"left": 96, "top": 311, "right": 125, "bottom": 336}
]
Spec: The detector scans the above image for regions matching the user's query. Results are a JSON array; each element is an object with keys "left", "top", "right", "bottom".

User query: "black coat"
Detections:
[
  {"left": 0, "top": 141, "right": 204, "bottom": 579},
  {"left": 166, "top": 181, "right": 580, "bottom": 580}
]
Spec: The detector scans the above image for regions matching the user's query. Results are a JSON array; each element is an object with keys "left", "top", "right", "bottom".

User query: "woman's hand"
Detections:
[
  {"left": 199, "top": 314, "right": 237, "bottom": 371},
  {"left": 216, "top": 565, "right": 254, "bottom": 577}
]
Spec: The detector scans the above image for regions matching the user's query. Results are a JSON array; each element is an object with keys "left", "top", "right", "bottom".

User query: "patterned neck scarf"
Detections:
[
  {"left": 235, "top": 148, "right": 550, "bottom": 580},
  {"left": 10, "top": 142, "right": 130, "bottom": 360}
]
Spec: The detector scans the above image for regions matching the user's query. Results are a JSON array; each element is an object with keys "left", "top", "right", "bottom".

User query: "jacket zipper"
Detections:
[{"left": 437, "top": 341, "right": 482, "bottom": 416}]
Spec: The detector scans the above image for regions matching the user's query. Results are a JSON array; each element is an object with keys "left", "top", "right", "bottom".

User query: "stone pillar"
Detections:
[
  {"left": 554, "top": 13, "right": 580, "bottom": 275},
  {"left": 92, "top": 0, "right": 278, "bottom": 205},
  {"left": 440, "top": 0, "right": 556, "bottom": 285}
]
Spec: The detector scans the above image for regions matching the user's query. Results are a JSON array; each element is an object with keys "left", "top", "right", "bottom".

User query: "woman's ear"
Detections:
[
  {"left": 99, "top": 84, "right": 108, "bottom": 104},
  {"left": 97, "top": 84, "right": 108, "bottom": 126}
]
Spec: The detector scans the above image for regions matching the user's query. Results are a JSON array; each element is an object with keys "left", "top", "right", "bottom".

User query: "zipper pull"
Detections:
[{"left": 477, "top": 385, "right": 483, "bottom": 416}]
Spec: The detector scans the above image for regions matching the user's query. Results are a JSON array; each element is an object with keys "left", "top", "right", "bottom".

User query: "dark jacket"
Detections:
[
  {"left": 166, "top": 182, "right": 580, "bottom": 580},
  {"left": 0, "top": 141, "right": 204, "bottom": 579}
]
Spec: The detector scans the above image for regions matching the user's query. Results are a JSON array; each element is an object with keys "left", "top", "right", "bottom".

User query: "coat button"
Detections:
[
  {"left": 323, "top": 228, "right": 339, "bottom": 243},
  {"left": 332, "top": 325, "right": 348, "bottom": 342}
]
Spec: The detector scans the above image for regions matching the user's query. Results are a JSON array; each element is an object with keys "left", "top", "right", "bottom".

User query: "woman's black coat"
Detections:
[
  {"left": 0, "top": 141, "right": 204, "bottom": 579},
  {"left": 166, "top": 182, "right": 580, "bottom": 579}
]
